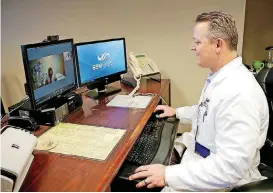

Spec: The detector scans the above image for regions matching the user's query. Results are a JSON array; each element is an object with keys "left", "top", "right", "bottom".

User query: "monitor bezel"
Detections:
[
  {"left": 21, "top": 39, "right": 77, "bottom": 109},
  {"left": 74, "top": 37, "right": 128, "bottom": 88}
]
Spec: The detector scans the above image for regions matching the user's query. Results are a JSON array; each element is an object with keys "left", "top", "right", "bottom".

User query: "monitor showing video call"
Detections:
[{"left": 22, "top": 39, "right": 77, "bottom": 108}]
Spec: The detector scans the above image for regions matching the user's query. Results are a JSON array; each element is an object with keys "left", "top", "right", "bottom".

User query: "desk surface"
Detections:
[{"left": 20, "top": 79, "right": 170, "bottom": 192}]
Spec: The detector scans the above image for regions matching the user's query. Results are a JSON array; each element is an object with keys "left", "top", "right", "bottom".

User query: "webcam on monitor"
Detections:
[{"left": 42, "top": 35, "right": 59, "bottom": 43}]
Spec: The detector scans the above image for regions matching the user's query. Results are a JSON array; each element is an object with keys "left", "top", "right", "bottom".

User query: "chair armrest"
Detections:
[
  {"left": 265, "top": 138, "right": 273, "bottom": 149},
  {"left": 261, "top": 138, "right": 273, "bottom": 168},
  {"left": 175, "top": 132, "right": 187, "bottom": 158},
  {"left": 231, "top": 179, "right": 273, "bottom": 192},
  {"left": 171, "top": 132, "right": 187, "bottom": 164}
]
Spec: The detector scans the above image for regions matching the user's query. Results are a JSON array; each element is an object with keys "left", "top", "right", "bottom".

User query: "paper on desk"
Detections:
[
  {"left": 106, "top": 95, "right": 153, "bottom": 108},
  {"left": 35, "top": 123, "right": 126, "bottom": 161}
]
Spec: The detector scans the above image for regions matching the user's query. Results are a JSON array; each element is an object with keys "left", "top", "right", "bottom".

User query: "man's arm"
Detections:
[
  {"left": 176, "top": 105, "right": 198, "bottom": 124},
  {"left": 165, "top": 98, "right": 262, "bottom": 191}
]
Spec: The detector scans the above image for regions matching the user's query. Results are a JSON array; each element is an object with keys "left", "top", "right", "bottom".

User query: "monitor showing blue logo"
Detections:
[{"left": 76, "top": 39, "right": 127, "bottom": 84}]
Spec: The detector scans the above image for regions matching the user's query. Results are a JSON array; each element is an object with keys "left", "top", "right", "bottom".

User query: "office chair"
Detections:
[{"left": 231, "top": 67, "right": 273, "bottom": 191}]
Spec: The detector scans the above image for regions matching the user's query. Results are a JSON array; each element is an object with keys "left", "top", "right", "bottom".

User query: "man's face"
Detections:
[{"left": 191, "top": 22, "right": 218, "bottom": 68}]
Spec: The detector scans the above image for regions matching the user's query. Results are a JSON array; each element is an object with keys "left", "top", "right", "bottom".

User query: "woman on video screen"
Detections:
[{"left": 45, "top": 67, "right": 57, "bottom": 84}]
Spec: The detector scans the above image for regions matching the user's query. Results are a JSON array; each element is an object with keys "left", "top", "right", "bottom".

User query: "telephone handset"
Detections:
[{"left": 128, "top": 52, "right": 160, "bottom": 78}]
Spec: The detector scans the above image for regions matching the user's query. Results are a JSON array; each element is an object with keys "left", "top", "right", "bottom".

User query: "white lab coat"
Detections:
[{"left": 164, "top": 57, "right": 269, "bottom": 191}]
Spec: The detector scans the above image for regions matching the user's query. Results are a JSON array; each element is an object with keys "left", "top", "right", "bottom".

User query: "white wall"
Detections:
[{"left": 1, "top": 0, "right": 246, "bottom": 109}]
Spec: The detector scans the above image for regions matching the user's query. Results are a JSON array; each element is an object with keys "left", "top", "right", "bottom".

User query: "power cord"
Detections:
[
  {"left": 125, "top": 73, "right": 167, "bottom": 105},
  {"left": 128, "top": 75, "right": 141, "bottom": 97}
]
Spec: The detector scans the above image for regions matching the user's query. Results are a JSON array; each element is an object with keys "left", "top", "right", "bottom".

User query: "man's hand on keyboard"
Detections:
[
  {"left": 154, "top": 105, "right": 176, "bottom": 118},
  {"left": 129, "top": 164, "right": 166, "bottom": 189}
]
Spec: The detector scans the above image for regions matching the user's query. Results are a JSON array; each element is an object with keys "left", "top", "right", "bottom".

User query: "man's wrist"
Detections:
[
  {"left": 175, "top": 108, "right": 179, "bottom": 118},
  {"left": 164, "top": 166, "right": 169, "bottom": 186}
]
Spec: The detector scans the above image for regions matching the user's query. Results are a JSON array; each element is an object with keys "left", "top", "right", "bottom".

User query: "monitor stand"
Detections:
[{"left": 85, "top": 85, "right": 121, "bottom": 100}]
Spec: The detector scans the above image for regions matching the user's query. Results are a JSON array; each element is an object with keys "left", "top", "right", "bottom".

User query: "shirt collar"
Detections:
[{"left": 208, "top": 56, "right": 242, "bottom": 85}]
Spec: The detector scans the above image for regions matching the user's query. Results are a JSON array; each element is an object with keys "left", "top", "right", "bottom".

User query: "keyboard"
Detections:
[
  {"left": 115, "top": 114, "right": 179, "bottom": 182},
  {"left": 126, "top": 118, "right": 165, "bottom": 165}
]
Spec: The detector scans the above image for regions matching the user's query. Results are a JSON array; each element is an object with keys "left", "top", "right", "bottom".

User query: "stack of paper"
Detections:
[{"left": 106, "top": 95, "right": 153, "bottom": 108}]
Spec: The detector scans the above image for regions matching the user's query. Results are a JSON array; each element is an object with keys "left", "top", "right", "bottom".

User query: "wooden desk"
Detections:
[{"left": 20, "top": 79, "right": 170, "bottom": 192}]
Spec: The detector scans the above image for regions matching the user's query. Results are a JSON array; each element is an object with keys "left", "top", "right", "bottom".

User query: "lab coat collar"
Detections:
[{"left": 211, "top": 56, "right": 242, "bottom": 85}]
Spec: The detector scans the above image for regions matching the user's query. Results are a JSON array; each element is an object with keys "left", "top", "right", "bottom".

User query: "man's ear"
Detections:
[{"left": 215, "top": 38, "right": 224, "bottom": 54}]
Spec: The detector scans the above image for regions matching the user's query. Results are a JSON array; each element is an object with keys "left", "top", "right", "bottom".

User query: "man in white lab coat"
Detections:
[{"left": 129, "top": 11, "right": 269, "bottom": 191}]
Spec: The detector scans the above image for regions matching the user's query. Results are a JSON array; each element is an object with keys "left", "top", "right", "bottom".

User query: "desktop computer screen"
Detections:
[
  {"left": 74, "top": 38, "right": 127, "bottom": 99},
  {"left": 21, "top": 39, "right": 77, "bottom": 109}
]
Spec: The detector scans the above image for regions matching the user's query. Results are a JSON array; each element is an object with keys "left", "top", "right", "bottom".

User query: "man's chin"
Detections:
[
  {"left": 196, "top": 61, "right": 202, "bottom": 67},
  {"left": 197, "top": 62, "right": 206, "bottom": 68}
]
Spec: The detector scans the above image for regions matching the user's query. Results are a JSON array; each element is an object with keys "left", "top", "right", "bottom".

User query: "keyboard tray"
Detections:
[{"left": 116, "top": 117, "right": 179, "bottom": 182}]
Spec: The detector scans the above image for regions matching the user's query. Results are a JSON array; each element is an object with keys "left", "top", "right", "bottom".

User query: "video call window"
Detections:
[{"left": 30, "top": 51, "right": 71, "bottom": 90}]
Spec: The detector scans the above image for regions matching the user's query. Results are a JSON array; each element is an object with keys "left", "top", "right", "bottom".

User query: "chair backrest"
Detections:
[
  {"left": 255, "top": 68, "right": 273, "bottom": 139},
  {"left": 255, "top": 68, "right": 273, "bottom": 167}
]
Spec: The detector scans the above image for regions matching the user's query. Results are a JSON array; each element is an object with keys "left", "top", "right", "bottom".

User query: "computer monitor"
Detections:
[
  {"left": 21, "top": 39, "right": 77, "bottom": 109},
  {"left": 74, "top": 38, "right": 127, "bottom": 99}
]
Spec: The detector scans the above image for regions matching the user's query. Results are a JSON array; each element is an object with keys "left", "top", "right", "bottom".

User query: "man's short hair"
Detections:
[{"left": 196, "top": 11, "right": 238, "bottom": 51}]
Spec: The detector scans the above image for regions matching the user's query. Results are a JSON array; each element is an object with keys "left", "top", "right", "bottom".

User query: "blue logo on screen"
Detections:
[
  {"left": 98, "top": 52, "right": 110, "bottom": 61},
  {"left": 92, "top": 52, "right": 113, "bottom": 71}
]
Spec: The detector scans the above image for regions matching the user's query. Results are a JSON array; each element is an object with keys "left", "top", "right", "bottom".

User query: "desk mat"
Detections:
[{"left": 35, "top": 123, "right": 126, "bottom": 161}]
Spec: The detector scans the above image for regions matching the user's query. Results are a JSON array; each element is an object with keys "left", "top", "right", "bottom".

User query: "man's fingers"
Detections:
[
  {"left": 136, "top": 180, "right": 146, "bottom": 188},
  {"left": 136, "top": 177, "right": 152, "bottom": 188},
  {"left": 154, "top": 105, "right": 165, "bottom": 112},
  {"left": 147, "top": 182, "right": 156, "bottom": 189},
  {"left": 158, "top": 113, "right": 166, "bottom": 118},
  {"left": 129, "top": 171, "right": 150, "bottom": 180},
  {"left": 134, "top": 165, "right": 149, "bottom": 173}
]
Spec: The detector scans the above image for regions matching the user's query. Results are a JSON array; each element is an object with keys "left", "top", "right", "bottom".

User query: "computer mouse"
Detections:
[{"left": 154, "top": 110, "right": 164, "bottom": 118}]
